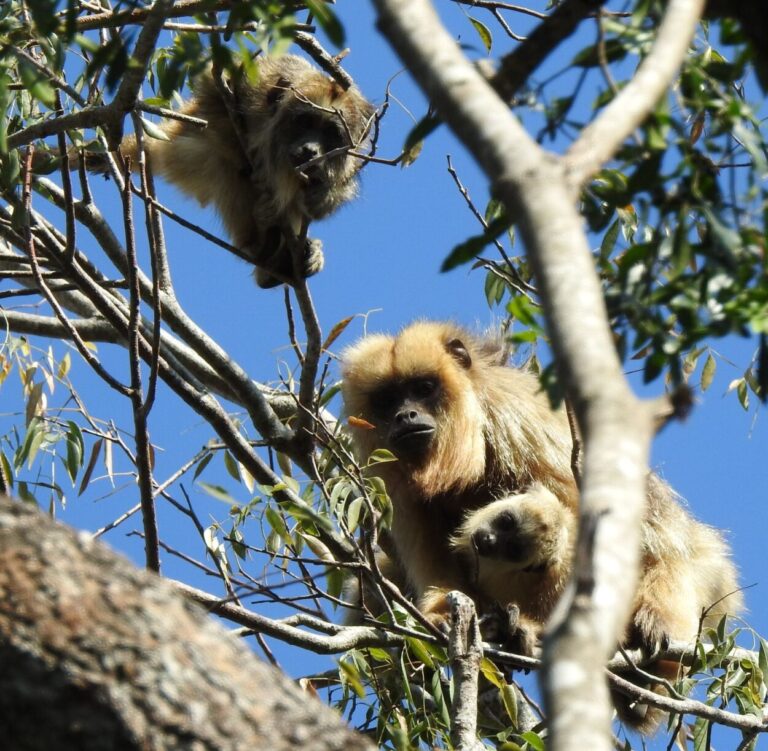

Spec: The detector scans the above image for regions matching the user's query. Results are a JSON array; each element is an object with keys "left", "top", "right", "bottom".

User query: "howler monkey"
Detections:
[
  {"left": 341, "top": 320, "right": 742, "bottom": 732},
  {"left": 450, "top": 480, "right": 741, "bottom": 731},
  {"left": 73, "top": 54, "right": 375, "bottom": 288}
]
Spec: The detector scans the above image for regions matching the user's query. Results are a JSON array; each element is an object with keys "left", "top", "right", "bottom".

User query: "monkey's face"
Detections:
[
  {"left": 342, "top": 323, "right": 490, "bottom": 496},
  {"left": 281, "top": 107, "right": 357, "bottom": 217},
  {"left": 470, "top": 507, "right": 542, "bottom": 568},
  {"left": 368, "top": 377, "right": 441, "bottom": 462},
  {"left": 451, "top": 487, "right": 573, "bottom": 572}
]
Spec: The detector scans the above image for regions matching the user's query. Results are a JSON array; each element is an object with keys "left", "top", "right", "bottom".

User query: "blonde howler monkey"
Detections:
[
  {"left": 341, "top": 321, "right": 576, "bottom": 620},
  {"left": 341, "top": 320, "right": 742, "bottom": 733},
  {"left": 66, "top": 54, "right": 375, "bottom": 288}
]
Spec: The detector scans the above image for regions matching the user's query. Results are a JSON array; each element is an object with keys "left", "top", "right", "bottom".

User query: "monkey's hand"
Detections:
[
  {"left": 301, "top": 237, "right": 325, "bottom": 279},
  {"left": 253, "top": 236, "right": 325, "bottom": 288},
  {"left": 479, "top": 602, "right": 540, "bottom": 656}
]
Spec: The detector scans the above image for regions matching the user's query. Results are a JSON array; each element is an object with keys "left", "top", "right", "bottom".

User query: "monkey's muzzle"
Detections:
[{"left": 390, "top": 425, "right": 435, "bottom": 456}]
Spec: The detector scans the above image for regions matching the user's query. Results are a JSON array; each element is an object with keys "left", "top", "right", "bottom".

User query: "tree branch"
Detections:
[
  {"left": 172, "top": 580, "right": 403, "bottom": 653},
  {"left": 447, "top": 592, "right": 486, "bottom": 751},
  {"left": 370, "top": 1, "right": 690, "bottom": 748},
  {"left": 489, "top": 0, "right": 607, "bottom": 102},
  {"left": 0, "top": 495, "right": 373, "bottom": 751},
  {"left": 564, "top": 0, "right": 707, "bottom": 188}
]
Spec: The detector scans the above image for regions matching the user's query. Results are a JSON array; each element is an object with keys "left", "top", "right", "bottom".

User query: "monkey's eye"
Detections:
[
  {"left": 494, "top": 511, "right": 517, "bottom": 532},
  {"left": 410, "top": 379, "right": 438, "bottom": 400},
  {"left": 323, "top": 122, "right": 346, "bottom": 148},
  {"left": 294, "top": 112, "right": 318, "bottom": 132},
  {"left": 369, "top": 386, "right": 398, "bottom": 417}
]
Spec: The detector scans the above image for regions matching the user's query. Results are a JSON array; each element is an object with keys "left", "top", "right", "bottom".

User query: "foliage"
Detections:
[
  {"left": 0, "top": 1, "right": 766, "bottom": 750},
  {"left": 457, "top": 2, "right": 768, "bottom": 408}
]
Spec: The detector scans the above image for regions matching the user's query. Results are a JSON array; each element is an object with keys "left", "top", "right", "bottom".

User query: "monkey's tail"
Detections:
[{"left": 611, "top": 658, "right": 679, "bottom": 735}]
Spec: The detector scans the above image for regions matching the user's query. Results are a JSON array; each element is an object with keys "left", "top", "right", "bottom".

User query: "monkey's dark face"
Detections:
[
  {"left": 471, "top": 509, "right": 539, "bottom": 566},
  {"left": 277, "top": 105, "right": 360, "bottom": 218},
  {"left": 451, "top": 487, "right": 573, "bottom": 573},
  {"left": 369, "top": 377, "right": 442, "bottom": 462}
]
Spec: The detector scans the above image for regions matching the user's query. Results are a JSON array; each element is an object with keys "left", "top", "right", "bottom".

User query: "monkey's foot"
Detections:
[{"left": 480, "top": 602, "right": 539, "bottom": 656}]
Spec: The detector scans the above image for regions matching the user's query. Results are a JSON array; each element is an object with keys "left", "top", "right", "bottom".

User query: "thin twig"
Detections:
[{"left": 121, "top": 158, "right": 160, "bottom": 573}]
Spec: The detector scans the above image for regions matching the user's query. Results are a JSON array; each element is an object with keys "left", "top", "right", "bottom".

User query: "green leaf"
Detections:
[
  {"left": 479, "top": 657, "right": 504, "bottom": 688},
  {"left": 139, "top": 117, "right": 171, "bottom": 142},
  {"left": 520, "top": 730, "right": 545, "bottom": 751},
  {"left": 326, "top": 566, "right": 344, "bottom": 601},
  {"left": 406, "top": 637, "right": 435, "bottom": 669},
  {"left": 468, "top": 16, "right": 492, "bottom": 53},
  {"left": 338, "top": 658, "right": 366, "bottom": 698},
  {"left": 265, "top": 505, "right": 291, "bottom": 544},
  {"left": 16, "top": 417, "right": 44, "bottom": 470},
  {"left": 192, "top": 452, "right": 213, "bottom": 480},
  {"left": 0, "top": 449, "right": 13, "bottom": 491},
  {"left": 691, "top": 716, "right": 709, "bottom": 751},
  {"left": 600, "top": 219, "right": 620, "bottom": 259},
  {"left": 442, "top": 214, "right": 510, "bottom": 271},
  {"left": 368, "top": 448, "right": 398, "bottom": 464},
  {"left": 345, "top": 495, "right": 363, "bottom": 533},
  {"left": 500, "top": 683, "right": 518, "bottom": 727},
  {"left": 197, "top": 481, "right": 236, "bottom": 503},
  {"left": 401, "top": 113, "right": 441, "bottom": 166},
  {"left": 229, "top": 528, "right": 247, "bottom": 559},
  {"left": 700, "top": 353, "right": 716, "bottom": 392},
  {"left": 572, "top": 39, "right": 628, "bottom": 68},
  {"left": 223, "top": 451, "right": 242, "bottom": 483},
  {"left": 737, "top": 379, "right": 749, "bottom": 410},
  {"left": 484, "top": 271, "right": 506, "bottom": 307},
  {"left": 57, "top": 351, "right": 71, "bottom": 380}
]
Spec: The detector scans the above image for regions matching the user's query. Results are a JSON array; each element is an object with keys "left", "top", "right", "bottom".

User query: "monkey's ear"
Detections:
[
  {"left": 446, "top": 338, "right": 472, "bottom": 369},
  {"left": 266, "top": 77, "right": 291, "bottom": 109}
]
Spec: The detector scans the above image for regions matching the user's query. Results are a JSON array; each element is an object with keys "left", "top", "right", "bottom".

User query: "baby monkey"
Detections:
[
  {"left": 450, "top": 484, "right": 573, "bottom": 654},
  {"left": 451, "top": 482, "right": 741, "bottom": 733},
  {"left": 79, "top": 54, "right": 375, "bottom": 287}
]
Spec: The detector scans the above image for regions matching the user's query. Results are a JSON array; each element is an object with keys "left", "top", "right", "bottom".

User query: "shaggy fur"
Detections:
[
  {"left": 84, "top": 55, "right": 374, "bottom": 287},
  {"left": 342, "top": 320, "right": 742, "bottom": 733}
]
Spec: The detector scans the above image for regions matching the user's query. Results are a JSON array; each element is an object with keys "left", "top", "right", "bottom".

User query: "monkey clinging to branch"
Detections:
[
  {"left": 342, "top": 320, "right": 742, "bottom": 733},
  {"left": 76, "top": 54, "right": 375, "bottom": 288}
]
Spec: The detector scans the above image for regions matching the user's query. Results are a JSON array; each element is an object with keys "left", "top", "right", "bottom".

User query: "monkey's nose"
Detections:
[
  {"left": 473, "top": 530, "right": 497, "bottom": 556},
  {"left": 293, "top": 143, "right": 322, "bottom": 168}
]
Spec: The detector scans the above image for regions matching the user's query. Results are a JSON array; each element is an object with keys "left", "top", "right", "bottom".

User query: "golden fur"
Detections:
[
  {"left": 342, "top": 320, "right": 742, "bottom": 733},
  {"left": 82, "top": 54, "right": 374, "bottom": 287}
]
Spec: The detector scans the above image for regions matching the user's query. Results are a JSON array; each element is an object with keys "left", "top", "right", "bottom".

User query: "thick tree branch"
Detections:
[
  {"left": 0, "top": 495, "right": 372, "bottom": 751},
  {"left": 447, "top": 592, "right": 486, "bottom": 751},
  {"left": 564, "top": 0, "right": 707, "bottom": 188},
  {"left": 489, "top": 0, "right": 607, "bottom": 102},
  {"left": 370, "top": 1, "right": 696, "bottom": 748}
]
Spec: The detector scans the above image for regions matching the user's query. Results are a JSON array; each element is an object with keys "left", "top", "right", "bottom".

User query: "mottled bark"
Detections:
[
  {"left": 0, "top": 496, "right": 372, "bottom": 751},
  {"left": 447, "top": 592, "right": 485, "bottom": 751}
]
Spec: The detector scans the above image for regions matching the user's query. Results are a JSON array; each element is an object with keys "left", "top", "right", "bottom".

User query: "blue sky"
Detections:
[{"left": 2, "top": 1, "right": 766, "bottom": 746}]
